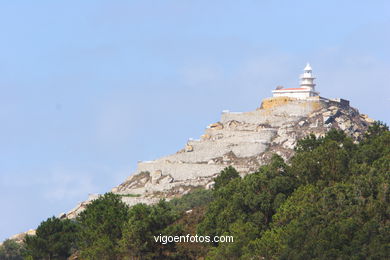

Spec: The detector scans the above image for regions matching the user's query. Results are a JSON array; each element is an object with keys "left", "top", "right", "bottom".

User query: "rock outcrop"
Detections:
[
  {"left": 62, "top": 96, "right": 374, "bottom": 218},
  {"left": 2, "top": 229, "right": 36, "bottom": 245}
]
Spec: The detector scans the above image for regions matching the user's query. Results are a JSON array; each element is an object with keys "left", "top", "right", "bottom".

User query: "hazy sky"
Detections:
[{"left": 1, "top": 1, "right": 389, "bottom": 241}]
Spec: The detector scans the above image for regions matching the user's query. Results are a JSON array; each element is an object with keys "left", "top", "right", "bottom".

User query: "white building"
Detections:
[{"left": 272, "top": 63, "right": 319, "bottom": 99}]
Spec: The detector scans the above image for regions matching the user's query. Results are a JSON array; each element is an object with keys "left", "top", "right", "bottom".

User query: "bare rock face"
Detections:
[
  {"left": 3, "top": 229, "right": 36, "bottom": 245},
  {"left": 64, "top": 96, "right": 374, "bottom": 217}
]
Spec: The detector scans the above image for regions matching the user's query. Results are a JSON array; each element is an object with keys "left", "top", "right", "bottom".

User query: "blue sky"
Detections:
[{"left": 1, "top": 0, "right": 389, "bottom": 241}]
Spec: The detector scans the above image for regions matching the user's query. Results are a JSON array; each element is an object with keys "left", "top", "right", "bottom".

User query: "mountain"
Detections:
[{"left": 65, "top": 95, "right": 375, "bottom": 218}]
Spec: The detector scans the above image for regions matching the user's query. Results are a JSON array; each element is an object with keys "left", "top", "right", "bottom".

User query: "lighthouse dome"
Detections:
[{"left": 304, "top": 63, "right": 312, "bottom": 71}]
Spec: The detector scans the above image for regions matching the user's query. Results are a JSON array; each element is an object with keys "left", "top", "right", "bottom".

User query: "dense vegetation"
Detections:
[
  {"left": 2, "top": 123, "right": 389, "bottom": 259},
  {"left": 0, "top": 239, "right": 25, "bottom": 260}
]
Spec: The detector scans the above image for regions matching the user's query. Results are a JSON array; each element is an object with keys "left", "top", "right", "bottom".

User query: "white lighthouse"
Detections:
[
  {"left": 272, "top": 63, "right": 319, "bottom": 99},
  {"left": 300, "top": 63, "right": 316, "bottom": 90}
]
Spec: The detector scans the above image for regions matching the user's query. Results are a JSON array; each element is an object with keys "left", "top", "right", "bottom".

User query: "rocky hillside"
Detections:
[{"left": 65, "top": 96, "right": 374, "bottom": 218}]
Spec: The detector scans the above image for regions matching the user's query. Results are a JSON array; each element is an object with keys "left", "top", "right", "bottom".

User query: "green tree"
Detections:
[
  {"left": 24, "top": 217, "right": 78, "bottom": 260},
  {"left": 168, "top": 188, "right": 213, "bottom": 214},
  {"left": 249, "top": 185, "right": 319, "bottom": 259},
  {"left": 213, "top": 166, "right": 240, "bottom": 191},
  {"left": 291, "top": 130, "right": 354, "bottom": 185},
  {"left": 198, "top": 155, "right": 297, "bottom": 249},
  {"left": 294, "top": 133, "right": 322, "bottom": 152},
  {"left": 207, "top": 220, "right": 257, "bottom": 260},
  {"left": 119, "top": 200, "right": 181, "bottom": 259},
  {"left": 287, "top": 182, "right": 387, "bottom": 259},
  {"left": 363, "top": 121, "right": 388, "bottom": 139},
  {"left": 77, "top": 192, "right": 129, "bottom": 260},
  {"left": 353, "top": 123, "right": 390, "bottom": 168},
  {"left": 200, "top": 127, "right": 389, "bottom": 259},
  {"left": 251, "top": 127, "right": 390, "bottom": 260},
  {"left": 0, "top": 239, "right": 25, "bottom": 260}
]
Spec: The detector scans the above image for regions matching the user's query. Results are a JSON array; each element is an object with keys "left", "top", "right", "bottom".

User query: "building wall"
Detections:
[{"left": 272, "top": 91, "right": 311, "bottom": 99}]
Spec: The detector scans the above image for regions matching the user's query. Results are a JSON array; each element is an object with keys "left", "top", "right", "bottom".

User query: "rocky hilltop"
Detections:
[{"left": 65, "top": 95, "right": 374, "bottom": 218}]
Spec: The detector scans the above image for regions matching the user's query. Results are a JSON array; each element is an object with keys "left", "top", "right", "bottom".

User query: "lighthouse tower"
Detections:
[
  {"left": 272, "top": 63, "right": 319, "bottom": 99},
  {"left": 300, "top": 63, "right": 316, "bottom": 91}
]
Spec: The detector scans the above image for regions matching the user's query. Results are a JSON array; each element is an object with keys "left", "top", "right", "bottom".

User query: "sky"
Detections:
[{"left": 0, "top": 0, "right": 389, "bottom": 241}]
